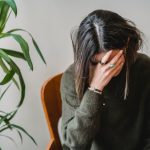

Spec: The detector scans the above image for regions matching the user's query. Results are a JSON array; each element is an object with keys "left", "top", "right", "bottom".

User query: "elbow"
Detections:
[{"left": 62, "top": 129, "right": 87, "bottom": 148}]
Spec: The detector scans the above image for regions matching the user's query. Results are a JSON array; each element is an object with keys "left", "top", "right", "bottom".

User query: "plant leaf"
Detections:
[
  {"left": 17, "top": 130, "right": 23, "bottom": 144},
  {"left": 0, "top": 68, "right": 15, "bottom": 85},
  {"left": 0, "top": 33, "right": 33, "bottom": 70},
  {"left": 0, "top": 84, "right": 11, "bottom": 101},
  {"left": 0, "top": 10, "right": 11, "bottom": 33},
  {"left": 0, "top": 2, "right": 9, "bottom": 33},
  {"left": 0, "top": 57, "right": 20, "bottom": 89},
  {"left": 0, "top": 0, "right": 17, "bottom": 16},
  {"left": 0, "top": 134, "right": 17, "bottom": 146},
  {"left": 11, "top": 124, "right": 37, "bottom": 145},
  {"left": 7, "top": 109, "right": 18, "bottom": 122},
  {"left": 0, "top": 50, "right": 25, "bottom": 107},
  {"left": 0, "top": 109, "right": 17, "bottom": 125},
  {"left": 0, "top": 126, "right": 9, "bottom": 132},
  {"left": 8, "top": 28, "right": 46, "bottom": 64},
  {"left": 32, "top": 37, "right": 46, "bottom": 64},
  {"left": 0, "top": 111, "right": 7, "bottom": 115},
  {"left": 0, "top": 48, "right": 26, "bottom": 60}
]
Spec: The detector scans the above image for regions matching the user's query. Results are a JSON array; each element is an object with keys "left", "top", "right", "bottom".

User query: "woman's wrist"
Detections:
[
  {"left": 89, "top": 83, "right": 104, "bottom": 91},
  {"left": 88, "top": 86, "right": 103, "bottom": 95}
]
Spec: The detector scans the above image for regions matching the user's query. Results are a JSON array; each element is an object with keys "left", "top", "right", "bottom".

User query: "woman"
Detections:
[{"left": 60, "top": 9, "right": 150, "bottom": 150}]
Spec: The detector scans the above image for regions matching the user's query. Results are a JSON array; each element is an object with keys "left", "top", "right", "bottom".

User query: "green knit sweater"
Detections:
[{"left": 60, "top": 53, "right": 150, "bottom": 150}]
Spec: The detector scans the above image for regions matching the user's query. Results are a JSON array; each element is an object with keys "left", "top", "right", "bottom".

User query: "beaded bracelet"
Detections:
[{"left": 88, "top": 86, "right": 103, "bottom": 95}]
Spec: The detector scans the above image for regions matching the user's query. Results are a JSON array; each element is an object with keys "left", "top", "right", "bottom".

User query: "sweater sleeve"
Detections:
[
  {"left": 60, "top": 64, "right": 104, "bottom": 150},
  {"left": 141, "top": 82, "right": 150, "bottom": 150}
]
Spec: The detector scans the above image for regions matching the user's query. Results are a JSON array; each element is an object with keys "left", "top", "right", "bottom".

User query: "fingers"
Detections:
[
  {"left": 108, "top": 50, "right": 123, "bottom": 65},
  {"left": 112, "top": 56, "right": 124, "bottom": 70},
  {"left": 109, "top": 54, "right": 125, "bottom": 75},
  {"left": 101, "top": 50, "right": 113, "bottom": 64},
  {"left": 104, "top": 52, "right": 125, "bottom": 71},
  {"left": 111, "top": 61, "right": 124, "bottom": 77},
  {"left": 106, "top": 60, "right": 124, "bottom": 80}
]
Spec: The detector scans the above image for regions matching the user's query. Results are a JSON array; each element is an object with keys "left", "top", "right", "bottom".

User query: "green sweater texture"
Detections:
[{"left": 60, "top": 53, "right": 150, "bottom": 150}]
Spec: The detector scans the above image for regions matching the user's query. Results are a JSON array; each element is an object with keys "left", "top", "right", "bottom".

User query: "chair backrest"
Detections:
[{"left": 41, "top": 73, "right": 63, "bottom": 150}]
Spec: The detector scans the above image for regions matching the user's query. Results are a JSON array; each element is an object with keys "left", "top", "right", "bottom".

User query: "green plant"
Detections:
[{"left": 0, "top": 0, "right": 46, "bottom": 149}]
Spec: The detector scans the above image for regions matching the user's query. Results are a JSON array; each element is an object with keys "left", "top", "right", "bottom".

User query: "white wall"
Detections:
[{"left": 0, "top": 0, "right": 150, "bottom": 149}]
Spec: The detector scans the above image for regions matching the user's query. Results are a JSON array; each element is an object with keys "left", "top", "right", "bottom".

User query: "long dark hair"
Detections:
[{"left": 71, "top": 10, "right": 143, "bottom": 100}]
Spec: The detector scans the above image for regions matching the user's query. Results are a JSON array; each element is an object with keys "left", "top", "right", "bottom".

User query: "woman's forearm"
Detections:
[{"left": 61, "top": 89, "right": 103, "bottom": 149}]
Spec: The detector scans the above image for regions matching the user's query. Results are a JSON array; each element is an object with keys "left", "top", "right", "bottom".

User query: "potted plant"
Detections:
[{"left": 0, "top": 0, "right": 46, "bottom": 149}]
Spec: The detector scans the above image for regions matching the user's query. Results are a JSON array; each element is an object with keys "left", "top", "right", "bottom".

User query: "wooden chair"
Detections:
[{"left": 41, "top": 73, "right": 63, "bottom": 150}]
